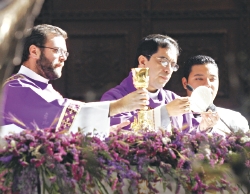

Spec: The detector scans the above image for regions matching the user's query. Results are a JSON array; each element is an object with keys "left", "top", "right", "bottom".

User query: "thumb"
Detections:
[{"left": 116, "top": 120, "right": 130, "bottom": 129}]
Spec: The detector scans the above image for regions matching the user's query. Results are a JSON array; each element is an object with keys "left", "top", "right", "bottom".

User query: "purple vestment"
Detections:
[
  {"left": 1, "top": 66, "right": 111, "bottom": 137},
  {"left": 101, "top": 71, "right": 199, "bottom": 130},
  {"left": 1, "top": 74, "right": 67, "bottom": 130}
]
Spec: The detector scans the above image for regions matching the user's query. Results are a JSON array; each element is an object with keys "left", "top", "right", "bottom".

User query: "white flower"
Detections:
[
  {"left": 162, "top": 137, "right": 171, "bottom": 145},
  {"left": 10, "top": 139, "right": 16, "bottom": 148},
  {"left": 0, "top": 137, "right": 7, "bottom": 149},
  {"left": 240, "top": 136, "right": 250, "bottom": 144},
  {"left": 204, "top": 148, "right": 211, "bottom": 160}
]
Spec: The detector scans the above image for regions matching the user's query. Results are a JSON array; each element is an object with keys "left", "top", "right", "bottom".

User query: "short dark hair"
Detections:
[
  {"left": 21, "top": 24, "right": 68, "bottom": 64},
  {"left": 133, "top": 34, "right": 180, "bottom": 67},
  {"left": 183, "top": 55, "right": 218, "bottom": 79}
]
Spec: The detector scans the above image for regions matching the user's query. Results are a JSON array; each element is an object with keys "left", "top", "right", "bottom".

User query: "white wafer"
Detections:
[{"left": 190, "top": 86, "right": 212, "bottom": 112}]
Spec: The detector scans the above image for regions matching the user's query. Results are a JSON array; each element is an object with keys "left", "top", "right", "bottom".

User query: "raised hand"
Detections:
[
  {"left": 165, "top": 97, "right": 191, "bottom": 116},
  {"left": 109, "top": 88, "right": 149, "bottom": 116},
  {"left": 199, "top": 110, "right": 220, "bottom": 131},
  {"left": 109, "top": 120, "right": 130, "bottom": 135}
]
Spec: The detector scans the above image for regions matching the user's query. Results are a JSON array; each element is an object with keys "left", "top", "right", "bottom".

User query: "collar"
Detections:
[
  {"left": 18, "top": 65, "right": 49, "bottom": 84},
  {"left": 148, "top": 89, "right": 160, "bottom": 99}
]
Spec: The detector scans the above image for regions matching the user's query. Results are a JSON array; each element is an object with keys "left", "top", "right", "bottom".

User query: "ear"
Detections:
[
  {"left": 182, "top": 77, "right": 188, "bottom": 89},
  {"left": 138, "top": 55, "right": 147, "bottom": 68},
  {"left": 29, "top": 45, "right": 40, "bottom": 59}
]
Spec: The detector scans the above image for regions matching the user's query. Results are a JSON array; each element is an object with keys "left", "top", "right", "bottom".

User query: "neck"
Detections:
[
  {"left": 147, "top": 87, "right": 158, "bottom": 93},
  {"left": 23, "top": 60, "right": 47, "bottom": 79},
  {"left": 23, "top": 61, "right": 37, "bottom": 73}
]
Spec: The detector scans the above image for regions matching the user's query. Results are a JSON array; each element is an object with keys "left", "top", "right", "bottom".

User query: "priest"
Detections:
[
  {"left": 101, "top": 34, "right": 202, "bottom": 132},
  {"left": 0, "top": 24, "right": 149, "bottom": 138}
]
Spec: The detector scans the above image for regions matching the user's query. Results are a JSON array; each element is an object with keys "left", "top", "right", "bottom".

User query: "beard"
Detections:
[{"left": 36, "top": 52, "right": 62, "bottom": 80}]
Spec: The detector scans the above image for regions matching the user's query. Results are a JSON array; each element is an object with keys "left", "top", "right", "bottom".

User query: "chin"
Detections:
[
  {"left": 160, "top": 81, "right": 168, "bottom": 88},
  {"left": 55, "top": 69, "right": 62, "bottom": 77},
  {"left": 49, "top": 72, "right": 62, "bottom": 80}
]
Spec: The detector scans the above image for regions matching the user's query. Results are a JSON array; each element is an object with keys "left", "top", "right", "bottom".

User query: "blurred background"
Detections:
[{"left": 4, "top": 0, "right": 250, "bottom": 121}]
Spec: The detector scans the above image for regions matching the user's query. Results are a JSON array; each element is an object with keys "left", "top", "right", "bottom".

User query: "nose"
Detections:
[
  {"left": 204, "top": 78, "right": 211, "bottom": 88},
  {"left": 163, "top": 63, "right": 172, "bottom": 73},
  {"left": 59, "top": 55, "right": 66, "bottom": 62}
]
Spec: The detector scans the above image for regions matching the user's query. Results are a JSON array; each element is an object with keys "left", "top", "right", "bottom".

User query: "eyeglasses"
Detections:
[
  {"left": 157, "top": 57, "right": 179, "bottom": 72},
  {"left": 36, "top": 45, "right": 69, "bottom": 58},
  {"left": 147, "top": 55, "right": 179, "bottom": 72}
]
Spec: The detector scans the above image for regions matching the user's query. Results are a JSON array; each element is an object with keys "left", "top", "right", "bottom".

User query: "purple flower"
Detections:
[
  {"left": 245, "top": 160, "right": 250, "bottom": 168},
  {"left": 0, "top": 155, "right": 13, "bottom": 163},
  {"left": 30, "top": 157, "right": 45, "bottom": 167},
  {"left": 24, "top": 134, "right": 35, "bottom": 141},
  {"left": 19, "top": 159, "right": 29, "bottom": 167},
  {"left": 49, "top": 176, "right": 57, "bottom": 183}
]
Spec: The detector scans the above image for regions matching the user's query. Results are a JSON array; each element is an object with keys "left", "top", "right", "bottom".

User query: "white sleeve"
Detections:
[
  {"left": 217, "top": 107, "right": 249, "bottom": 133},
  {"left": 69, "top": 101, "right": 111, "bottom": 139},
  {"left": 231, "top": 112, "right": 249, "bottom": 133}
]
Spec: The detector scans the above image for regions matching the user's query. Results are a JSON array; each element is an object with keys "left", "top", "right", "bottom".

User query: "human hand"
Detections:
[
  {"left": 109, "top": 88, "right": 149, "bottom": 116},
  {"left": 199, "top": 110, "right": 220, "bottom": 131},
  {"left": 109, "top": 120, "right": 130, "bottom": 135},
  {"left": 165, "top": 97, "right": 191, "bottom": 116}
]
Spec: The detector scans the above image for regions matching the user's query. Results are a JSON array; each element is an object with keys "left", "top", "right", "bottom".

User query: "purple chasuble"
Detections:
[
  {"left": 1, "top": 74, "right": 80, "bottom": 131},
  {"left": 101, "top": 71, "right": 199, "bottom": 131}
]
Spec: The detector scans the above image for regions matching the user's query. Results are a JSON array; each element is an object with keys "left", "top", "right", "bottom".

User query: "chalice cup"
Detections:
[{"left": 131, "top": 68, "right": 153, "bottom": 132}]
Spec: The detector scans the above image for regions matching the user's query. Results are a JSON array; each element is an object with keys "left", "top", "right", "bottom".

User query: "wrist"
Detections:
[
  {"left": 165, "top": 104, "right": 173, "bottom": 117},
  {"left": 109, "top": 99, "right": 125, "bottom": 116}
]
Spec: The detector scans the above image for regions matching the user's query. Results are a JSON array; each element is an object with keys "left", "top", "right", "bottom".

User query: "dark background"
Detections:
[{"left": 29, "top": 0, "right": 250, "bottom": 121}]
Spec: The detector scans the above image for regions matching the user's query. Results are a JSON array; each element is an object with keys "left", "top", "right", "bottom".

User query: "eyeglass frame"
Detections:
[
  {"left": 145, "top": 55, "right": 179, "bottom": 72},
  {"left": 36, "top": 45, "right": 69, "bottom": 58}
]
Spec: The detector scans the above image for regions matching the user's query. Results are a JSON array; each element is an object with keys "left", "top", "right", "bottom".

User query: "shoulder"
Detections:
[
  {"left": 101, "top": 86, "right": 127, "bottom": 101},
  {"left": 101, "top": 73, "right": 134, "bottom": 101},
  {"left": 163, "top": 89, "right": 180, "bottom": 99},
  {"left": 3, "top": 74, "right": 27, "bottom": 86},
  {"left": 217, "top": 107, "right": 243, "bottom": 117},
  {"left": 3, "top": 74, "right": 40, "bottom": 90},
  {"left": 217, "top": 106, "right": 249, "bottom": 132}
]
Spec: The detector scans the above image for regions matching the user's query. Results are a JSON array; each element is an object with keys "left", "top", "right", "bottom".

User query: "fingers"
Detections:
[
  {"left": 176, "top": 97, "right": 191, "bottom": 113},
  {"left": 120, "top": 89, "right": 149, "bottom": 112},
  {"left": 137, "top": 103, "right": 149, "bottom": 111},
  {"left": 166, "top": 98, "right": 191, "bottom": 117},
  {"left": 200, "top": 111, "right": 219, "bottom": 128},
  {"left": 109, "top": 120, "right": 131, "bottom": 135},
  {"left": 133, "top": 89, "right": 149, "bottom": 110},
  {"left": 135, "top": 88, "right": 149, "bottom": 100},
  {"left": 201, "top": 111, "right": 219, "bottom": 120},
  {"left": 116, "top": 120, "right": 130, "bottom": 129},
  {"left": 182, "top": 101, "right": 191, "bottom": 112},
  {"left": 136, "top": 88, "right": 148, "bottom": 93},
  {"left": 181, "top": 97, "right": 192, "bottom": 113}
]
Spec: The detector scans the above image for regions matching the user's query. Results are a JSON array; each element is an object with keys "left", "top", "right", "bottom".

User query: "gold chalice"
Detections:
[{"left": 131, "top": 68, "right": 153, "bottom": 132}]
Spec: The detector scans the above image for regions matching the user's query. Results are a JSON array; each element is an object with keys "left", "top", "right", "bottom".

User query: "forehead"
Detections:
[
  {"left": 45, "top": 34, "right": 67, "bottom": 49},
  {"left": 190, "top": 63, "right": 218, "bottom": 76},
  {"left": 154, "top": 46, "right": 178, "bottom": 60}
]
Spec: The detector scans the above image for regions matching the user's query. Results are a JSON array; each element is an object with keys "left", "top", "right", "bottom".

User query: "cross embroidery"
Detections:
[{"left": 58, "top": 103, "right": 81, "bottom": 131}]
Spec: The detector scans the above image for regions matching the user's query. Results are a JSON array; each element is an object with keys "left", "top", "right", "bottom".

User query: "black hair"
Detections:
[
  {"left": 21, "top": 24, "right": 67, "bottom": 64},
  {"left": 133, "top": 34, "right": 180, "bottom": 67},
  {"left": 183, "top": 55, "right": 218, "bottom": 79}
]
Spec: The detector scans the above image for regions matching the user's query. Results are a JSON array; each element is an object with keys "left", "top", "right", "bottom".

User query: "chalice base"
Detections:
[{"left": 131, "top": 110, "right": 154, "bottom": 133}]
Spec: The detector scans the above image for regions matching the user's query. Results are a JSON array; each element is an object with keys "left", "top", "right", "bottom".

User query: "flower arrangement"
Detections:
[{"left": 0, "top": 127, "right": 249, "bottom": 194}]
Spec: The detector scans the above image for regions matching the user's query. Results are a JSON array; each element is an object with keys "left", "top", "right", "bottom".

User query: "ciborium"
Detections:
[{"left": 131, "top": 68, "right": 154, "bottom": 132}]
